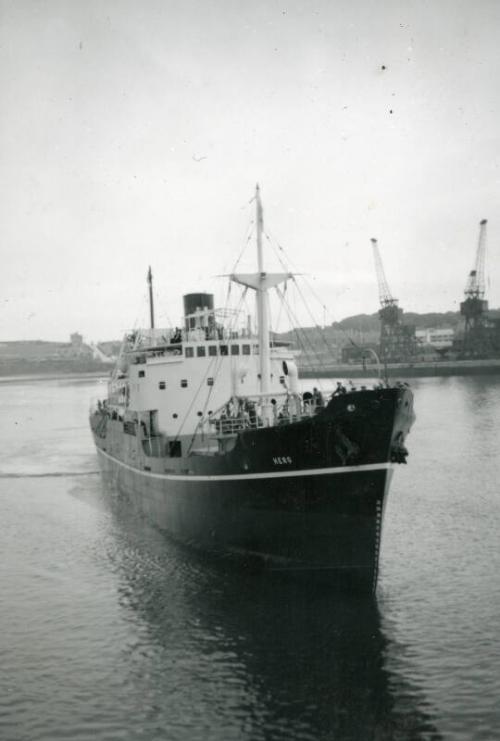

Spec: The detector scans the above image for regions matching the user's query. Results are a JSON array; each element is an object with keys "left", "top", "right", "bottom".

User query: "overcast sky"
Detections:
[{"left": 1, "top": 0, "right": 499, "bottom": 341}]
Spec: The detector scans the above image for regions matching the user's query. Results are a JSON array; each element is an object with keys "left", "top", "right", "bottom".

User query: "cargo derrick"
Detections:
[
  {"left": 371, "top": 238, "right": 416, "bottom": 363},
  {"left": 459, "top": 219, "right": 493, "bottom": 358}
]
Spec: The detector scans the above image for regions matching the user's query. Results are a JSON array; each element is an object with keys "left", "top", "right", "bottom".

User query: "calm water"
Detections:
[{"left": 1, "top": 375, "right": 499, "bottom": 741}]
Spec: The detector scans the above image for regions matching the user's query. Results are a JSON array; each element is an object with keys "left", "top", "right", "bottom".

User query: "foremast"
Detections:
[
  {"left": 231, "top": 184, "right": 292, "bottom": 423},
  {"left": 147, "top": 266, "right": 155, "bottom": 330}
]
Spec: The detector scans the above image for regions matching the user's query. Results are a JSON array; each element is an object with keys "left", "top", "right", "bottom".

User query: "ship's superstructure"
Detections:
[
  {"left": 105, "top": 305, "right": 300, "bottom": 454},
  {"left": 90, "top": 187, "right": 414, "bottom": 592}
]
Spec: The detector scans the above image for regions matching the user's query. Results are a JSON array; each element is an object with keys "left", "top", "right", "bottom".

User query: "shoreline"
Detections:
[
  {"left": 299, "top": 358, "right": 500, "bottom": 379},
  {"left": 0, "top": 370, "right": 109, "bottom": 385},
  {"left": 1, "top": 361, "right": 499, "bottom": 385}
]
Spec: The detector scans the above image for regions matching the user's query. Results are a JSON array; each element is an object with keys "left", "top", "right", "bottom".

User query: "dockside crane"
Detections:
[
  {"left": 371, "top": 238, "right": 416, "bottom": 363},
  {"left": 460, "top": 219, "right": 489, "bottom": 356},
  {"left": 371, "top": 238, "right": 400, "bottom": 326}
]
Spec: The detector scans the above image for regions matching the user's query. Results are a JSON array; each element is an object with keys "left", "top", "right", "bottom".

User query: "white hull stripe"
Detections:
[{"left": 96, "top": 447, "right": 392, "bottom": 482}]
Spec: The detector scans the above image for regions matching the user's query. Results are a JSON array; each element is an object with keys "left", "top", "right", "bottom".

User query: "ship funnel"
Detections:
[
  {"left": 183, "top": 293, "right": 215, "bottom": 333},
  {"left": 183, "top": 293, "right": 214, "bottom": 317}
]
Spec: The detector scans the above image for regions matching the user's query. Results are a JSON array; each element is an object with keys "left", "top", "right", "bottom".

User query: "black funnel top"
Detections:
[{"left": 183, "top": 293, "right": 214, "bottom": 317}]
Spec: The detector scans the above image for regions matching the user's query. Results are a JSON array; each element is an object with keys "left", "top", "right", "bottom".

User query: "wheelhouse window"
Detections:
[
  {"left": 159, "top": 381, "right": 166, "bottom": 390},
  {"left": 253, "top": 344, "right": 260, "bottom": 354},
  {"left": 208, "top": 345, "right": 217, "bottom": 356},
  {"left": 181, "top": 379, "right": 188, "bottom": 388},
  {"left": 138, "top": 370, "right": 145, "bottom": 378},
  {"left": 185, "top": 347, "right": 194, "bottom": 358},
  {"left": 230, "top": 345, "right": 240, "bottom": 355},
  {"left": 242, "top": 344, "right": 251, "bottom": 355},
  {"left": 197, "top": 346, "right": 206, "bottom": 357},
  {"left": 220, "top": 345, "right": 228, "bottom": 356},
  {"left": 207, "top": 377, "right": 214, "bottom": 386}
]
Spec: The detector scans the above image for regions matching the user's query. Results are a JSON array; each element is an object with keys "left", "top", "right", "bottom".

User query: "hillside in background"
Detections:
[
  {"left": 0, "top": 335, "right": 115, "bottom": 377},
  {"left": 276, "top": 307, "right": 500, "bottom": 365},
  {"left": 332, "top": 308, "right": 500, "bottom": 332},
  {"left": 2, "top": 308, "right": 499, "bottom": 377},
  {"left": 277, "top": 309, "right": 477, "bottom": 345}
]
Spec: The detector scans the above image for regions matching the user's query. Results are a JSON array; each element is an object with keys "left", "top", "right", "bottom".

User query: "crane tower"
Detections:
[
  {"left": 371, "top": 238, "right": 416, "bottom": 363},
  {"left": 460, "top": 219, "right": 490, "bottom": 356}
]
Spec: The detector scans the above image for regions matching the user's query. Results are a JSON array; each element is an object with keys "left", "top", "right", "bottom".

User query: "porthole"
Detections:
[
  {"left": 173, "top": 413, "right": 178, "bottom": 419},
  {"left": 347, "top": 404, "right": 356, "bottom": 412}
]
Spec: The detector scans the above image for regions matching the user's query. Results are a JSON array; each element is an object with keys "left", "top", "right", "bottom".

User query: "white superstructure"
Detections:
[
  {"left": 108, "top": 323, "right": 298, "bottom": 438},
  {"left": 106, "top": 185, "right": 301, "bottom": 440}
]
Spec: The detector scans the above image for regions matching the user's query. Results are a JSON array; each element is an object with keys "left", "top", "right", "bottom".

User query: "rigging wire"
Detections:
[
  {"left": 264, "top": 229, "right": 369, "bottom": 357},
  {"left": 264, "top": 231, "right": 337, "bottom": 365},
  {"left": 175, "top": 355, "right": 218, "bottom": 444},
  {"left": 273, "top": 280, "right": 287, "bottom": 333},
  {"left": 179, "top": 286, "right": 249, "bottom": 450},
  {"left": 230, "top": 219, "right": 255, "bottom": 275},
  {"left": 291, "top": 276, "right": 339, "bottom": 361},
  {"left": 274, "top": 285, "right": 328, "bottom": 393}
]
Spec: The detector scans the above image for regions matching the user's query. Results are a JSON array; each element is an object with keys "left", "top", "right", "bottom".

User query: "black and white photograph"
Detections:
[{"left": 1, "top": 1, "right": 499, "bottom": 739}]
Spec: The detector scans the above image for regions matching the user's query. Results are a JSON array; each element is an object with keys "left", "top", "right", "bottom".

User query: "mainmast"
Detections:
[
  {"left": 255, "top": 184, "right": 271, "bottom": 401},
  {"left": 147, "top": 266, "right": 155, "bottom": 330},
  {"left": 230, "top": 184, "right": 292, "bottom": 423}
]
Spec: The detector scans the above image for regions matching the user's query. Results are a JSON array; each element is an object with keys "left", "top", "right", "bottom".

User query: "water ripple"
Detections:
[{"left": 1, "top": 376, "right": 499, "bottom": 740}]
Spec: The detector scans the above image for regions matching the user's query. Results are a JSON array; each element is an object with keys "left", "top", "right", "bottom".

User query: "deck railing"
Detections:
[{"left": 209, "top": 400, "right": 325, "bottom": 437}]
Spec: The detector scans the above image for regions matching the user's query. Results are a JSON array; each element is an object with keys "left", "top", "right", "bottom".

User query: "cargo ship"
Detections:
[{"left": 90, "top": 186, "right": 415, "bottom": 592}]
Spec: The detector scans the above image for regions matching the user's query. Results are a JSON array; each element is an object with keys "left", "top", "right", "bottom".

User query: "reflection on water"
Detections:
[
  {"left": 1, "top": 376, "right": 499, "bottom": 740},
  {"left": 102, "top": 490, "right": 441, "bottom": 741}
]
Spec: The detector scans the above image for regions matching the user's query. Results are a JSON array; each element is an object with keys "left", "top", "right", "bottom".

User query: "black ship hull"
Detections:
[
  {"left": 92, "top": 387, "right": 413, "bottom": 593},
  {"left": 97, "top": 450, "right": 392, "bottom": 592}
]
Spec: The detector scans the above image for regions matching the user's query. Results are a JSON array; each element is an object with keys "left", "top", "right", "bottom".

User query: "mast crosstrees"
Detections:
[{"left": 230, "top": 184, "right": 292, "bottom": 409}]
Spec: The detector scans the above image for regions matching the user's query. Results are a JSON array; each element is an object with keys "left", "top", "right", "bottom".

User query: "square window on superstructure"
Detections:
[
  {"left": 220, "top": 345, "right": 228, "bottom": 356},
  {"left": 159, "top": 381, "right": 166, "bottom": 390},
  {"left": 230, "top": 345, "right": 239, "bottom": 355},
  {"left": 138, "top": 370, "right": 145, "bottom": 378},
  {"left": 169, "top": 440, "right": 182, "bottom": 457},
  {"left": 208, "top": 345, "right": 217, "bottom": 356},
  {"left": 242, "top": 344, "right": 251, "bottom": 355},
  {"left": 253, "top": 344, "right": 260, "bottom": 355},
  {"left": 181, "top": 379, "right": 188, "bottom": 388},
  {"left": 185, "top": 347, "right": 194, "bottom": 358},
  {"left": 207, "top": 377, "right": 214, "bottom": 386},
  {"left": 197, "top": 346, "right": 206, "bottom": 357}
]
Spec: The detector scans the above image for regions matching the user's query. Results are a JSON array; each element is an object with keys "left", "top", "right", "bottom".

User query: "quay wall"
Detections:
[{"left": 299, "top": 359, "right": 500, "bottom": 379}]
